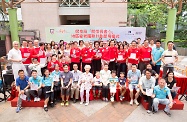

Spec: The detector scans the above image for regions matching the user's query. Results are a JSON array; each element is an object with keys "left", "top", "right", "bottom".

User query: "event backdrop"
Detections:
[{"left": 45, "top": 26, "right": 146, "bottom": 43}]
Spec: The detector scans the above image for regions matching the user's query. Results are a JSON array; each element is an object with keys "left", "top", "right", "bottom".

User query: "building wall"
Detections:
[
  {"left": 21, "top": 0, "right": 127, "bottom": 42},
  {"left": 90, "top": 0, "right": 127, "bottom": 26},
  {"left": 21, "top": 0, "right": 60, "bottom": 42}
]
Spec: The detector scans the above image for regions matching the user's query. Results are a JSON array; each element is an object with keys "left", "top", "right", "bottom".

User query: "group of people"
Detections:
[{"left": 7, "top": 38, "right": 179, "bottom": 116}]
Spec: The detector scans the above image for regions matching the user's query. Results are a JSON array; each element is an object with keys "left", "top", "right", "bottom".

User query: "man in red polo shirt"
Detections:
[
  {"left": 139, "top": 40, "right": 152, "bottom": 73},
  {"left": 109, "top": 40, "right": 117, "bottom": 71},
  {"left": 81, "top": 41, "right": 93, "bottom": 72},
  {"left": 127, "top": 40, "right": 140, "bottom": 70},
  {"left": 70, "top": 41, "right": 81, "bottom": 70},
  {"left": 100, "top": 41, "right": 110, "bottom": 68},
  {"left": 34, "top": 40, "right": 40, "bottom": 54}
]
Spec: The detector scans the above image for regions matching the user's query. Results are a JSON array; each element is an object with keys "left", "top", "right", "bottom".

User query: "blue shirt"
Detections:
[
  {"left": 29, "top": 76, "right": 42, "bottom": 87},
  {"left": 16, "top": 76, "right": 29, "bottom": 90},
  {"left": 118, "top": 77, "right": 126, "bottom": 85},
  {"left": 151, "top": 47, "right": 164, "bottom": 65},
  {"left": 51, "top": 70, "right": 61, "bottom": 80},
  {"left": 42, "top": 76, "right": 53, "bottom": 86},
  {"left": 154, "top": 85, "right": 171, "bottom": 99},
  {"left": 127, "top": 69, "right": 141, "bottom": 84}
]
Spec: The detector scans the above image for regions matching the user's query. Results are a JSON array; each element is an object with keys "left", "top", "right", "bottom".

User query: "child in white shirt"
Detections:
[
  {"left": 92, "top": 71, "right": 102, "bottom": 98},
  {"left": 109, "top": 70, "right": 118, "bottom": 102}
]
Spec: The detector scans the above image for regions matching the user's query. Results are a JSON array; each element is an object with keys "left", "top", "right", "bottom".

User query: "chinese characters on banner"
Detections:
[{"left": 46, "top": 26, "right": 146, "bottom": 43}]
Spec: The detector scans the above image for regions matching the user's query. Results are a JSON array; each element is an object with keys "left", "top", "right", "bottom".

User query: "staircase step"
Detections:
[
  {"left": 11, "top": 97, "right": 44, "bottom": 107},
  {"left": 141, "top": 98, "right": 184, "bottom": 110}
]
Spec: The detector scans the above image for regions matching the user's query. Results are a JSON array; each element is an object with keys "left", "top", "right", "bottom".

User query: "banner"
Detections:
[{"left": 45, "top": 26, "right": 146, "bottom": 43}]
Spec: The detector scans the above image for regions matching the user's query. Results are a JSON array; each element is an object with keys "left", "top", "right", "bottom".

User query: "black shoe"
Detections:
[
  {"left": 44, "top": 107, "right": 48, "bottom": 112},
  {"left": 73, "top": 99, "right": 77, "bottom": 103},
  {"left": 50, "top": 102, "right": 54, "bottom": 107},
  {"left": 163, "top": 110, "right": 171, "bottom": 117}
]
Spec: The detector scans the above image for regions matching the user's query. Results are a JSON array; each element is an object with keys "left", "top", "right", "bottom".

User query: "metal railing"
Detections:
[{"left": 59, "top": 0, "right": 90, "bottom": 7}]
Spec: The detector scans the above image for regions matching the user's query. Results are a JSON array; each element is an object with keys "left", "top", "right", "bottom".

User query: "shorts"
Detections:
[
  {"left": 110, "top": 87, "right": 116, "bottom": 93},
  {"left": 61, "top": 85, "right": 71, "bottom": 95},
  {"left": 54, "top": 85, "right": 61, "bottom": 91},
  {"left": 92, "top": 86, "right": 102, "bottom": 90},
  {"left": 129, "top": 84, "right": 139, "bottom": 92},
  {"left": 44, "top": 86, "right": 53, "bottom": 99},
  {"left": 119, "top": 84, "right": 126, "bottom": 89}
]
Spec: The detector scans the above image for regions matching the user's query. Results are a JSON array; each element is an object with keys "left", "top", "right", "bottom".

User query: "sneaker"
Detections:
[
  {"left": 73, "top": 99, "right": 77, "bottom": 103},
  {"left": 50, "top": 102, "right": 54, "bottom": 107},
  {"left": 65, "top": 101, "right": 69, "bottom": 106},
  {"left": 85, "top": 102, "right": 89, "bottom": 106},
  {"left": 34, "top": 97, "right": 37, "bottom": 102},
  {"left": 37, "top": 97, "right": 41, "bottom": 102},
  {"left": 61, "top": 101, "right": 65, "bottom": 106},
  {"left": 110, "top": 96, "right": 114, "bottom": 102},
  {"left": 16, "top": 107, "right": 20, "bottom": 113},
  {"left": 102, "top": 97, "right": 105, "bottom": 101},
  {"left": 130, "top": 99, "right": 133, "bottom": 105},
  {"left": 147, "top": 110, "right": 151, "bottom": 114},
  {"left": 44, "top": 107, "right": 48, "bottom": 112},
  {"left": 105, "top": 98, "right": 108, "bottom": 102},
  {"left": 80, "top": 102, "right": 84, "bottom": 105},
  {"left": 120, "top": 96, "right": 125, "bottom": 101},
  {"left": 134, "top": 99, "right": 139, "bottom": 106},
  {"left": 163, "top": 110, "right": 171, "bottom": 117}
]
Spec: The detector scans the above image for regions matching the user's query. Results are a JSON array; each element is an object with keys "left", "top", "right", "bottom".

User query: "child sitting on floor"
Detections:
[
  {"left": 92, "top": 71, "right": 102, "bottom": 98},
  {"left": 109, "top": 70, "right": 118, "bottom": 102},
  {"left": 118, "top": 72, "right": 127, "bottom": 101}
]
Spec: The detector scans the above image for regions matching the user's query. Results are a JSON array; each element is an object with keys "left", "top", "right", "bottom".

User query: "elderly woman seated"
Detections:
[{"left": 79, "top": 65, "right": 93, "bottom": 106}]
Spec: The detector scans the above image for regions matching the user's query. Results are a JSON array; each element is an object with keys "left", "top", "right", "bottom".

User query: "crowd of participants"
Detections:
[{"left": 7, "top": 38, "right": 178, "bottom": 116}]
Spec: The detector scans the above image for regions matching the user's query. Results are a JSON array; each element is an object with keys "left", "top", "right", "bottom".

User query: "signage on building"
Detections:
[{"left": 45, "top": 26, "right": 146, "bottom": 43}]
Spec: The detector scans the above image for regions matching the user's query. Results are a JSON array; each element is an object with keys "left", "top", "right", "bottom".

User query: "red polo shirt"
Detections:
[
  {"left": 47, "top": 60, "right": 59, "bottom": 72},
  {"left": 139, "top": 46, "right": 152, "bottom": 62},
  {"left": 100, "top": 47, "right": 110, "bottom": 61},
  {"left": 127, "top": 47, "right": 140, "bottom": 64},
  {"left": 117, "top": 50, "right": 127, "bottom": 63},
  {"left": 20, "top": 47, "right": 31, "bottom": 64},
  {"left": 109, "top": 46, "right": 118, "bottom": 60},
  {"left": 81, "top": 47, "right": 93, "bottom": 63},
  {"left": 93, "top": 48, "right": 102, "bottom": 60},
  {"left": 70, "top": 47, "right": 81, "bottom": 63},
  {"left": 34, "top": 47, "right": 40, "bottom": 54}
]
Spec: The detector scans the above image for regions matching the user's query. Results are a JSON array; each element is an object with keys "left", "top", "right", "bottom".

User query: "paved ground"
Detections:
[{"left": 0, "top": 97, "right": 187, "bottom": 122}]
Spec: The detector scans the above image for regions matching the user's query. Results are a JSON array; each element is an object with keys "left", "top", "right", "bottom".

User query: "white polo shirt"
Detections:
[{"left": 8, "top": 48, "right": 22, "bottom": 64}]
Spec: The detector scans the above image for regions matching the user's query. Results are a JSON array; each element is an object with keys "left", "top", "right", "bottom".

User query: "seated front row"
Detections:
[{"left": 15, "top": 64, "right": 176, "bottom": 116}]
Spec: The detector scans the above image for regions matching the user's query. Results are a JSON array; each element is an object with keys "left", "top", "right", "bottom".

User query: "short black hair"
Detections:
[
  {"left": 111, "top": 70, "right": 117, "bottom": 74},
  {"left": 79, "top": 40, "right": 84, "bottom": 45},
  {"left": 167, "top": 41, "right": 173, "bottom": 45},
  {"left": 131, "top": 64, "right": 137, "bottom": 67},
  {"left": 137, "top": 38, "right": 141, "bottom": 40},
  {"left": 31, "top": 70, "right": 37, "bottom": 74},
  {"left": 39, "top": 42, "right": 45, "bottom": 46},
  {"left": 131, "top": 40, "right": 137, "bottom": 44},
  {"left": 156, "top": 40, "right": 161, "bottom": 44},
  {"left": 145, "top": 69, "right": 152, "bottom": 73},
  {"left": 104, "top": 63, "right": 109, "bottom": 66},
  {"left": 63, "top": 64, "right": 69, "bottom": 67},
  {"left": 52, "top": 54, "right": 57, "bottom": 57},
  {"left": 146, "top": 63, "right": 152, "bottom": 67},
  {"left": 18, "top": 70, "right": 24, "bottom": 74},
  {"left": 120, "top": 72, "right": 125, "bottom": 75}
]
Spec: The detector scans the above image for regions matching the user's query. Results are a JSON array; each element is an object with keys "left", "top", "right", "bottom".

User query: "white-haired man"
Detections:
[{"left": 8, "top": 41, "right": 27, "bottom": 81}]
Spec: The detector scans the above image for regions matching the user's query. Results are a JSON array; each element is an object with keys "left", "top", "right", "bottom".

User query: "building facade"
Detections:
[{"left": 21, "top": 0, "right": 127, "bottom": 42}]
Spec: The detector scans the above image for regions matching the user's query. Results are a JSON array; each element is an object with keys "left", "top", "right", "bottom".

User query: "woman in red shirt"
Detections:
[
  {"left": 81, "top": 41, "right": 93, "bottom": 72},
  {"left": 109, "top": 40, "right": 117, "bottom": 71},
  {"left": 116, "top": 44, "right": 127, "bottom": 77},
  {"left": 47, "top": 54, "right": 59, "bottom": 73},
  {"left": 92, "top": 41, "right": 102, "bottom": 76},
  {"left": 100, "top": 41, "right": 110, "bottom": 68},
  {"left": 70, "top": 41, "right": 81, "bottom": 70}
]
